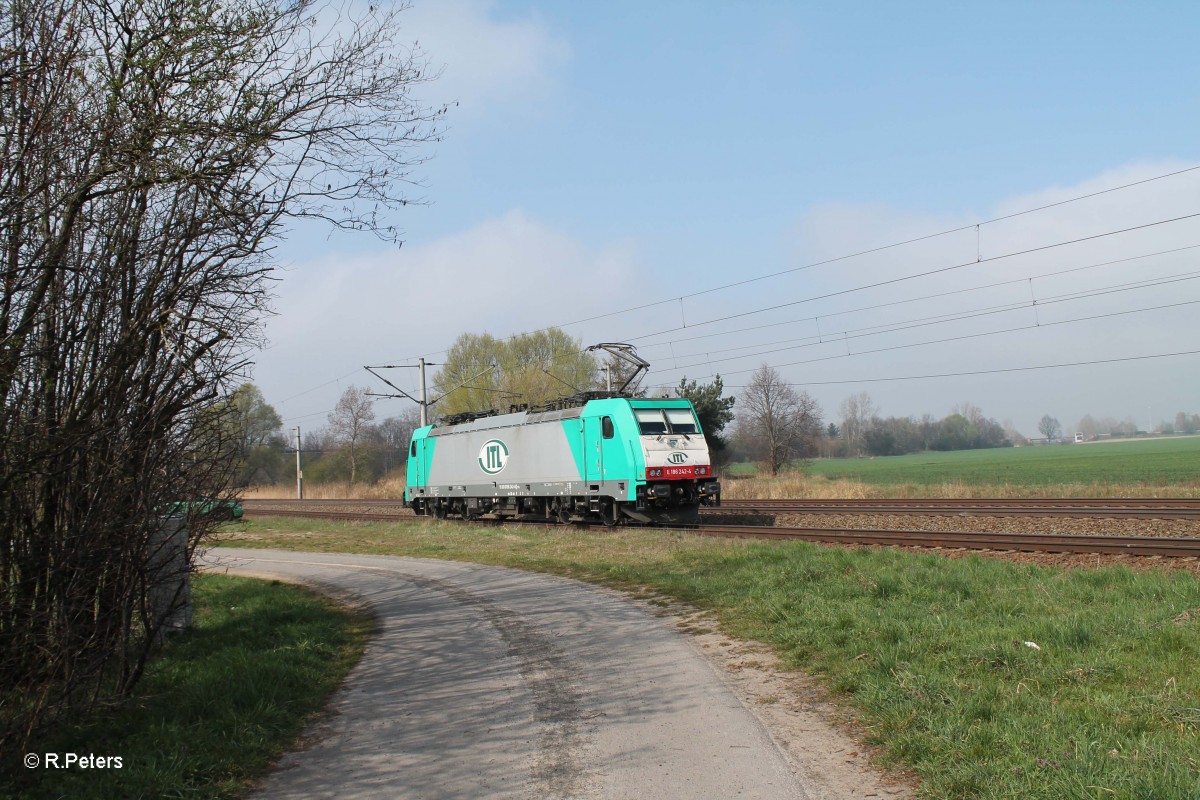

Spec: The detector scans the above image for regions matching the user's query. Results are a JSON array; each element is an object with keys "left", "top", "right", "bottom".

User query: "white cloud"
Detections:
[
  {"left": 401, "top": 0, "right": 570, "bottom": 116},
  {"left": 254, "top": 162, "right": 1200, "bottom": 435},
  {"left": 636, "top": 161, "right": 1200, "bottom": 434},
  {"left": 257, "top": 211, "right": 640, "bottom": 421}
]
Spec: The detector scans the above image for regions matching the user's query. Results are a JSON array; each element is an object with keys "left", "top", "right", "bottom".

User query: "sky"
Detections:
[{"left": 256, "top": 0, "right": 1200, "bottom": 439}]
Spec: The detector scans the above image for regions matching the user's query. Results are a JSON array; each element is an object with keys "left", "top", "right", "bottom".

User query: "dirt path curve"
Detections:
[{"left": 201, "top": 548, "right": 901, "bottom": 799}]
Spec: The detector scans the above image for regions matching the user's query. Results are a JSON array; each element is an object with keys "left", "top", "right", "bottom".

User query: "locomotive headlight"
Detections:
[{"left": 648, "top": 468, "right": 663, "bottom": 478}]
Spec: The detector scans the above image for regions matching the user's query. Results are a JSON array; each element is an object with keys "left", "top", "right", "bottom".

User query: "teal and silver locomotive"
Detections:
[{"left": 404, "top": 395, "right": 721, "bottom": 525}]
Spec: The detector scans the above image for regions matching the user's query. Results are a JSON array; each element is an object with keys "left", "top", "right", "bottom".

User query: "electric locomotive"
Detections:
[{"left": 404, "top": 394, "right": 721, "bottom": 525}]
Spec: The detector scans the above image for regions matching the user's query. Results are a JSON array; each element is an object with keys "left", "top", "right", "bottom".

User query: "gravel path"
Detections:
[{"left": 199, "top": 548, "right": 908, "bottom": 800}]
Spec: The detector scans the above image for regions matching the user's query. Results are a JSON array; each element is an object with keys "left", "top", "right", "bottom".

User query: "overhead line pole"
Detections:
[
  {"left": 419, "top": 358, "right": 427, "bottom": 426},
  {"left": 365, "top": 359, "right": 494, "bottom": 426},
  {"left": 294, "top": 426, "right": 303, "bottom": 500},
  {"left": 364, "top": 359, "right": 435, "bottom": 425}
]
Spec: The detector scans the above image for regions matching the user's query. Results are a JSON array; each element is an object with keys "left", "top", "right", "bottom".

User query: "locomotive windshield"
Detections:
[
  {"left": 665, "top": 408, "right": 699, "bottom": 434},
  {"left": 635, "top": 407, "right": 700, "bottom": 435},
  {"left": 635, "top": 409, "right": 668, "bottom": 434}
]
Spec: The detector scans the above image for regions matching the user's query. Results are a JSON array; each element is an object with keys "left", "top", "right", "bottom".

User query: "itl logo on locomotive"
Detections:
[
  {"left": 478, "top": 439, "right": 510, "bottom": 475},
  {"left": 667, "top": 452, "right": 689, "bottom": 465}
]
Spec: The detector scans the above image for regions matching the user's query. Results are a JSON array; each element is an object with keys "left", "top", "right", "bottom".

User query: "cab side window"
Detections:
[
  {"left": 602, "top": 416, "right": 615, "bottom": 439},
  {"left": 411, "top": 441, "right": 417, "bottom": 457}
]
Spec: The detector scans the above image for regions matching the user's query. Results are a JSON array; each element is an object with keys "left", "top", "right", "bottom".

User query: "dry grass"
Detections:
[
  {"left": 244, "top": 470, "right": 1198, "bottom": 502},
  {"left": 244, "top": 477, "right": 407, "bottom": 500},
  {"left": 719, "top": 473, "right": 1200, "bottom": 499}
]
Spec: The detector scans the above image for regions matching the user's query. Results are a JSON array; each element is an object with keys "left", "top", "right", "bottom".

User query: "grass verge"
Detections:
[
  {"left": 220, "top": 517, "right": 1200, "bottom": 799},
  {"left": 1, "top": 574, "right": 369, "bottom": 800}
]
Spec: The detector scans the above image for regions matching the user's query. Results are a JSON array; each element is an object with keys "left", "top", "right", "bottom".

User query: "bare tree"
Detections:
[
  {"left": 1038, "top": 415, "right": 1062, "bottom": 440},
  {"left": 1002, "top": 418, "right": 1028, "bottom": 446},
  {"left": 329, "top": 385, "right": 377, "bottom": 484},
  {"left": 739, "top": 364, "right": 823, "bottom": 475},
  {"left": 838, "top": 392, "right": 877, "bottom": 456},
  {"left": 0, "top": 0, "right": 440, "bottom": 748},
  {"left": 375, "top": 405, "right": 423, "bottom": 475},
  {"left": 953, "top": 401, "right": 987, "bottom": 428}
]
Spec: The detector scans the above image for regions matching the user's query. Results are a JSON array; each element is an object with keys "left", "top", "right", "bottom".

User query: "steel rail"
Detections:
[
  {"left": 717, "top": 499, "right": 1200, "bottom": 520},
  {"left": 721, "top": 497, "right": 1200, "bottom": 509},
  {"left": 247, "top": 497, "right": 1200, "bottom": 508},
  {"left": 241, "top": 504, "right": 1200, "bottom": 559},
  {"left": 692, "top": 524, "right": 1200, "bottom": 558},
  {"left": 240, "top": 508, "right": 413, "bottom": 523},
  {"left": 244, "top": 498, "right": 1200, "bottom": 520}
]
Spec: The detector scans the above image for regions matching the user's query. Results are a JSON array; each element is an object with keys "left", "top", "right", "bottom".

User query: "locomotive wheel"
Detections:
[
  {"left": 556, "top": 504, "right": 572, "bottom": 525},
  {"left": 433, "top": 502, "right": 447, "bottom": 520},
  {"left": 601, "top": 500, "right": 619, "bottom": 528}
]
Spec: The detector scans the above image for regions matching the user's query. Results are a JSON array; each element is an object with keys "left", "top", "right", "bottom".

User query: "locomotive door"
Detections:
[
  {"left": 410, "top": 439, "right": 425, "bottom": 488},
  {"left": 582, "top": 417, "right": 603, "bottom": 484},
  {"left": 414, "top": 440, "right": 424, "bottom": 487}
]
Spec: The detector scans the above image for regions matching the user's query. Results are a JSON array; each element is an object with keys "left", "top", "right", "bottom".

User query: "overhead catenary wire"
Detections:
[
  {"left": 276, "top": 166, "right": 1200, "bottom": 413},
  {"left": 388, "top": 208, "right": 1200, "bottom": 390},
  {"left": 677, "top": 165, "right": 1200, "bottom": 302},
  {"left": 281, "top": 406, "right": 341, "bottom": 424},
  {"left": 388, "top": 163, "right": 1200, "bottom": 364},
  {"left": 625, "top": 210, "right": 1200, "bottom": 344},
  {"left": 632, "top": 242, "right": 1200, "bottom": 352},
  {"left": 276, "top": 368, "right": 363, "bottom": 404},
  {"left": 712, "top": 347, "right": 1200, "bottom": 389},
  {"left": 642, "top": 297, "right": 1200, "bottom": 385},
  {"left": 650, "top": 269, "right": 1200, "bottom": 367}
]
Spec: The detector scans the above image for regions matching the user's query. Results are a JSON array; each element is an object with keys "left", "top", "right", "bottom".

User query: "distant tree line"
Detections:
[
  {"left": 240, "top": 360, "right": 1200, "bottom": 491},
  {"left": 1154, "top": 412, "right": 1200, "bottom": 435},
  {"left": 768, "top": 394, "right": 1015, "bottom": 460},
  {"left": 1075, "top": 414, "right": 1142, "bottom": 439},
  {"left": 300, "top": 389, "right": 422, "bottom": 486},
  {"left": 861, "top": 410, "right": 1010, "bottom": 456},
  {"left": 1071, "top": 412, "right": 1200, "bottom": 439},
  {"left": 843, "top": 403, "right": 1011, "bottom": 457},
  {"left": 226, "top": 383, "right": 422, "bottom": 487}
]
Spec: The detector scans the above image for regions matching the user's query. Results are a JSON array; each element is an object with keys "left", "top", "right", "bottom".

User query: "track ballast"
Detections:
[{"left": 241, "top": 499, "right": 1200, "bottom": 560}]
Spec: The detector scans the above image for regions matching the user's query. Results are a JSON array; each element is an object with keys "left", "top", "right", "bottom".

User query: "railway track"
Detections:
[
  {"left": 694, "top": 524, "right": 1199, "bottom": 558},
  {"left": 719, "top": 497, "right": 1200, "bottom": 520},
  {"left": 245, "top": 497, "right": 1200, "bottom": 519},
  {"left": 240, "top": 499, "right": 1200, "bottom": 559}
]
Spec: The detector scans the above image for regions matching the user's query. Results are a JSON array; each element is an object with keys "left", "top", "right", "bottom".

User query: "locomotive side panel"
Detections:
[{"left": 425, "top": 417, "right": 585, "bottom": 497}]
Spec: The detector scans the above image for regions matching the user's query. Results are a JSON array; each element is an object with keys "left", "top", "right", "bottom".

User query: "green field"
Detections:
[{"left": 801, "top": 436, "right": 1200, "bottom": 488}]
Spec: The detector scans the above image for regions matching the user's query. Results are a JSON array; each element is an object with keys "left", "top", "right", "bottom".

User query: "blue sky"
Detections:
[{"left": 261, "top": 0, "right": 1200, "bottom": 437}]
